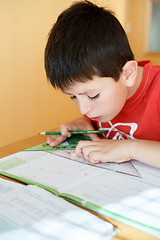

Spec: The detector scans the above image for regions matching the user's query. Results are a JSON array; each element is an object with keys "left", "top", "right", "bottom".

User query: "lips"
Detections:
[{"left": 90, "top": 116, "right": 102, "bottom": 121}]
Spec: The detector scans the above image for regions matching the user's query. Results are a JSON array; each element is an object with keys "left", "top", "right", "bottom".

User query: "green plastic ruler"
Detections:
[{"left": 23, "top": 134, "right": 91, "bottom": 151}]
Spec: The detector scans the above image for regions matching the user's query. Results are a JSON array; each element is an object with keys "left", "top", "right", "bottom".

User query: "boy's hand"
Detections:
[
  {"left": 46, "top": 117, "right": 100, "bottom": 147},
  {"left": 74, "top": 139, "right": 132, "bottom": 163},
  {"left": 46, "top": 134, "right": 67, "bottom": 147},
  {"left": 74, "top": 139, "right": 160, "bottom": 168}
]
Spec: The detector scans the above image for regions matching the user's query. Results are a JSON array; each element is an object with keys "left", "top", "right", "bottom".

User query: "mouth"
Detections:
[{"left": 90, "top": 116, "right": 102, "bottom": 121}]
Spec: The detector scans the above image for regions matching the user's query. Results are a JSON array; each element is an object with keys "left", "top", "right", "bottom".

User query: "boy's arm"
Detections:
[
  {"left": 74, "top": 139, "right": 160, "bottom": 168},
  {"left": 46, "top": 116, "right": 100, "bottom": 147},
  {"left": 129, "top": 139, "right": 160, "bottom": 168}
]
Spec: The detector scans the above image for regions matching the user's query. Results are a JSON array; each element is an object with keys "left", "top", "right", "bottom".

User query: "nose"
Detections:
[{"left": 78, "top": 99, "right": 92, "bottom": 115}]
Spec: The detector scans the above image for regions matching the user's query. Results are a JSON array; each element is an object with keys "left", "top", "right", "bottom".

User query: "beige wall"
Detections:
[
  {"left": 128, "top": 0, "right": 160, "bottom": 65},
  {"left": 0, "top": 0, "right": 128, "bottom": 147}
]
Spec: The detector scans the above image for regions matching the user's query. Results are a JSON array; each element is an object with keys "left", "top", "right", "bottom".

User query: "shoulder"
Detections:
[
  {"left": 139, "top": 60, "right": 160, "bottom": 81},
  {"left": 138, "top": 60, "right": 160, "bottom": 109},
  {"left": 139, "top": 60, "right": 160, "bottom": 92}
]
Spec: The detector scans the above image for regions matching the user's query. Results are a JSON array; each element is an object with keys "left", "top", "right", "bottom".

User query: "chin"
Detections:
[{"left": 99, "top": 116, "right": 111, "bottom": 123}]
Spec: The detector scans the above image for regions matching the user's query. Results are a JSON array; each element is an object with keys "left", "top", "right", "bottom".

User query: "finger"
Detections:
[
  {"left": 85, "top": 150, "right": 109, "bottom": 164},
  {"left": 83, "top": 150, "right": 101, "bottom": 164},
  {"left": 82, "top": 145, "right": 100, "bottom": 162},
  {"left": 89, "top": 151, "right": 130, "bottom": 163},
  {"left": 46, "top": 136, "right": 56, "bottom": 144},
  {"left": 114, "top": 158, "right": 130, "bottom": 163},
  {"left": 47, "top": 135, "right": 67, "bottom": 147},
  {"left": 60, "top": 125, "right": 72, "bottom": 137},
  {"left": 46, "top": 130, "right": 63, "bottom": 144},
  {"left": 75, "top": 140, "right": 96, "bottom": 156}
]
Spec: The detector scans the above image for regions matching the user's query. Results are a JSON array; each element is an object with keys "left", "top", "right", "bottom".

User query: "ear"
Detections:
[{"left": 122, "top": 60, "right": 138, "bottom": 87}]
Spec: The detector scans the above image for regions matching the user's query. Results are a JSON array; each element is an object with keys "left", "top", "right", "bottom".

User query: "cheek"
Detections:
[
  {"left": 94, "top": 97, "right": 109, "bottom": 113},
  {"left": 96, "top": 88, "right": 127, "bottom": 116}
]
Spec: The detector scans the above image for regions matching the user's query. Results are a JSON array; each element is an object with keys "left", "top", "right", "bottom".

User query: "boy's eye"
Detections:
[{"left": 88, "top": 93, "right": 100, "bottom": 100}]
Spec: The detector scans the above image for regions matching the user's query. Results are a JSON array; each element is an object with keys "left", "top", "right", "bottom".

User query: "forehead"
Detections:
[{"left": 63, "top": 76, "right": 111, "bottom": 94}]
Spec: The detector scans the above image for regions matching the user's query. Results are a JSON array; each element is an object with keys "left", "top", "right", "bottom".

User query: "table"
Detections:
[{"left": 0, "top": 134, "right": 158, "bottom": 240}]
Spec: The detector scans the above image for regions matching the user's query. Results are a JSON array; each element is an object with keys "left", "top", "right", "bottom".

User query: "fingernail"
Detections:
[{"left": 94, "top": 160, "right": 100, "bottom": 164}]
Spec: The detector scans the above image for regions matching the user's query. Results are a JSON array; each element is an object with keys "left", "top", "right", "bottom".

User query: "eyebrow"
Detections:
[{"left": 63, "top": 89, "right": 98, "bottom": 95}]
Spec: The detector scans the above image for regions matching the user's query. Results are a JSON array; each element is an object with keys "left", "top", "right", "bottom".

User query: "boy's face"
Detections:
[{"left": 63, "top": 74, "right": 129, "bottom": 122}]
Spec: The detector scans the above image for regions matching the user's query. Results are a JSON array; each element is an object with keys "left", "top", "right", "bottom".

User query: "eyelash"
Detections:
[
  {"left": 70, "top": 94, "right": 100, "bottom": 101},
  {"left": 88, "top": 94, "right": 100, "bottom": 100}
]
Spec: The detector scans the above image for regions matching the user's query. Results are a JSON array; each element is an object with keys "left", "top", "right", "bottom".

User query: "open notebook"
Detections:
[
  {"left": 0, "top": 178, "right": 116, "bottom": 240},
  {"left": 0, "top": 137, "right": 160, "bottom": 238}
]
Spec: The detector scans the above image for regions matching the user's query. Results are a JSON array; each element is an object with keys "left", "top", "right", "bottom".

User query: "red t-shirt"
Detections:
[{"left": 94, "top": 61, "right": 160, "bottom": 141}]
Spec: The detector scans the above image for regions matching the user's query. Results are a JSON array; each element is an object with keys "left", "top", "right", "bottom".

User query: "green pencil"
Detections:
[{"left": 40, "top": 130, "right": 105, "bottom": 135}]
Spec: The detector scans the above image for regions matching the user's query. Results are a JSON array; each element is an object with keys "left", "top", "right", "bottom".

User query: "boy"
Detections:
[{"left": 44, "top": 1, "right": 160, "bottom": 167}]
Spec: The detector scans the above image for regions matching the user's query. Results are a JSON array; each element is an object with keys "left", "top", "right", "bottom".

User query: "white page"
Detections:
[
  {"left": 52, "top": 149, "right": 141, "bottom": 177},
  {"left": 0, "top": 151, "right": 160, "bottom": 237},
  {"left": 0, "top": 178, "right": 24, "bottom": 197},
  {"left": 0, "top": 182, "right": 116, "bottom": 240},
  {"left": 0, "top": 151, "right": 100, "bottom": 191}
]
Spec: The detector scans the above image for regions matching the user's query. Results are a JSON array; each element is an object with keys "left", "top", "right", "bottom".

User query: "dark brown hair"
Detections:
[{"left": 45, "top": 0, "right": 134, "bottom": 90}]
